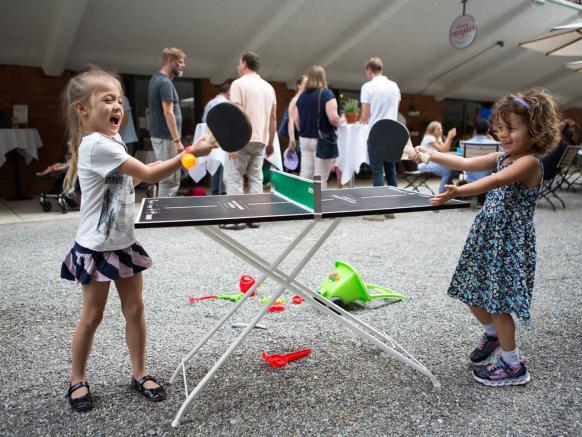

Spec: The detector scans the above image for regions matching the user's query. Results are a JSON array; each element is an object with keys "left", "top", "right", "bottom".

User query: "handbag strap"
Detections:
[{"left": 316, "top": 88, "right": 324, "bottom": 134}]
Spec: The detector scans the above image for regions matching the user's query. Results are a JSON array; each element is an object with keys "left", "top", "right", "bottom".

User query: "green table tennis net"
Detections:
[{"left": 271, "top": 170, "right": 315, "bottom": 212}]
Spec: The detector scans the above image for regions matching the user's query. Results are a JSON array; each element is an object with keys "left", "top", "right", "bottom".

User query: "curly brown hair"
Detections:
[{"left": 492, "top": 87, "right": 560, "bottom": 156}]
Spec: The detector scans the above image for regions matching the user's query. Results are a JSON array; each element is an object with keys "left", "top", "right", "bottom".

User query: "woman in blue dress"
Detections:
[{"left": 413, "top": 88, "right": 560, "bottom": 386}]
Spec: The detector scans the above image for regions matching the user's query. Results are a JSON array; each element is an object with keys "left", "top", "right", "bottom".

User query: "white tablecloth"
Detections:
[
  {"left": 188, "top": 123, "right": 282, "bottom": 183},
  {"left": 335, "top": 123, "right": 369, "bottom": 185},
  {"left": 0, "top": 128, "right": 43, "bottom": 167}
]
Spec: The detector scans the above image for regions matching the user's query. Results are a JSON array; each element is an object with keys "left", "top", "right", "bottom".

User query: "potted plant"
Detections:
[{"left": 342, "top": 98, "right": 360, "bottom": 124}]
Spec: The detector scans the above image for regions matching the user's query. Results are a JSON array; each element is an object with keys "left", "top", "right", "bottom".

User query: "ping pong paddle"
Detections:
[
  {"left": 205, "top": 102, "right": 252, "bottom": 152},
  {"left": 368, "top": 119, "right": 429, "bottom": 163}
]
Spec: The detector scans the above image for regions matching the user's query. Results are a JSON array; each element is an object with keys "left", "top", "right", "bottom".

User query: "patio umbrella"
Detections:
[
  {"left": 519, "top": 22, "right": 582, "bottom": 56},
  {"left": 562, "top": 59, "right": 582, "bottom": 72}
]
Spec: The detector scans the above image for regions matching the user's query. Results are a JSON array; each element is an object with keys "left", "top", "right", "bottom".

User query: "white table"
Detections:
[
  {"left": 188, "top": 123, "right": 282, "bottom": 183},
  {"left": 0, "top": 128, "right": 43, "bottom": 167},
  {"left": 0, "top": 128, "right": 43, "bottom": 200},
  {"left": 335, "top": 123, "right": 369, "bottom": 186}
]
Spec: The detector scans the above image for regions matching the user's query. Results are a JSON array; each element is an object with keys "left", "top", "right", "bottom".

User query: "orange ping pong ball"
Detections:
[{"left": 181, "top": 152, "right": 196, "bottom": 169}]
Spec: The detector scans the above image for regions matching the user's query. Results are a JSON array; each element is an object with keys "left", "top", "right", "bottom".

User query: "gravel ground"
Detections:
[{"left": 1, "top": 190, "right": 580, "bottom": 436}]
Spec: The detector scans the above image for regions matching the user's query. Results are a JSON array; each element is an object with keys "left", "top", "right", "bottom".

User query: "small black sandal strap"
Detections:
[
  {"left": 68, "top": 381, "right": 89, "bottom": 396},
  {"left": 135, "top": 375, "right": 158, "bottom": 387}
]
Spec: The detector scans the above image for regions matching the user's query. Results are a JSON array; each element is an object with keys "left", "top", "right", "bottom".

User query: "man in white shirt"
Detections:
[
  {"left": 359, "top": 57, "right": 401, "bottom": 189},
  {"left": 225, "top": 52, "right": 276, "bottom": 229},
  {"left": 202, "top": 82, "right": 230, "bottom": 195}
]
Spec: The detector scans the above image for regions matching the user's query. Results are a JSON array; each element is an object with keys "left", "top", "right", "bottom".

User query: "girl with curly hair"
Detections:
[{"left": 414, "top": 88, "right": 560, "bottom": 386}]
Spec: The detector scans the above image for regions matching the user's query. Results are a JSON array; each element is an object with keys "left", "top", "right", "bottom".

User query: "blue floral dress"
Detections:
[{"left": 447, "top": 154, "right": 543, "bottom": 323}]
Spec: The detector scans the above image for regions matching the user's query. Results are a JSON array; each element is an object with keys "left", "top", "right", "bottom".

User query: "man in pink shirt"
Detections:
[{"left": 227, "top": 52, "right": 277, "bottom": 209}]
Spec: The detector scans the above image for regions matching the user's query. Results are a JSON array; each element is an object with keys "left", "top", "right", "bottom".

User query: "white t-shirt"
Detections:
[
  {"left": 230, "top": 72, "right": 276, "bottom": 144},
  {"left": 202, "top": 94, "right": 229, "bottom": 123},
  {"left": 420, "top": 134, "right": 439, "bottom": 152},
  {"left": 75, "top": 133, "right": 135, "bottom": 251},
  {"left": 360, "top": 75, "right": 401, "bottom": 127}
]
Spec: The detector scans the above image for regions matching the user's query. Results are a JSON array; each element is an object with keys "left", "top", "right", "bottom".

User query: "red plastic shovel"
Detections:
[{"left": 261, "top": 348, "right": 312, "bottom": 368}]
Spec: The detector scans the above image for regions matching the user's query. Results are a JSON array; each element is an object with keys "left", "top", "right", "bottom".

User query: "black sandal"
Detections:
[
  {"left": 67, "top": 381, "right": 93, "bottom": 412},
  {"left": 131, "top": 375, "right": 167, "bottom": 402}
]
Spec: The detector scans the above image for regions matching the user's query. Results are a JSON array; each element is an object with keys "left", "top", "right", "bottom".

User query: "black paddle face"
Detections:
[
  {"left": 206, "top": 102, "right": 252, "bottom": 152},
  {"left": 367, "top": 119, "right": 409, "bottom": 162}
]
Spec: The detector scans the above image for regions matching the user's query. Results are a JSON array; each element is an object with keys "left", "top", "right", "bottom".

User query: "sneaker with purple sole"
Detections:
[
  {"left": 472, "top": 357, "right": 531, "bottom": 386},
  {"left": 469, "top": 334, "right": 500, "bottom": 365}
]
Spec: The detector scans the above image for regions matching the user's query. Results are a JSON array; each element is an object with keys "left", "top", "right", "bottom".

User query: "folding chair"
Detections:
[
  {"left": 401, "top": 159, "right": 434, "bottom": 194},
  {"left": 462, "top": 141, "right": 500, "bottom": 158},
  {"left": 561, "top": 149, "right": 582, "bottom": 192},
  {"left": 539, "top": 145, "right": 581, "bottom": 211},
  {"left": 459, "top": 140, "right": 500, "bottom": 184}
]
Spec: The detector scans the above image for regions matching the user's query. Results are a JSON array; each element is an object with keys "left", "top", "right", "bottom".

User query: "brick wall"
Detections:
[
  {"left": 400, "top": 94, "right": 445, "bottom": 145},
  {"left": 0, "top": 65, "right": 72, "bottom": 197}
]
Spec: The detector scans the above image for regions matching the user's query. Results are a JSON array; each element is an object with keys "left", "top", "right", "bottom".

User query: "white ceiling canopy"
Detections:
[{"left": 1, "top": 0, "right": 582, "bottom": 107}]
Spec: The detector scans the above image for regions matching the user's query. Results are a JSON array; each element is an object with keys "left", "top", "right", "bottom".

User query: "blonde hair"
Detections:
[
  {"left": 162, "top": 47, "right": 185, "bottom": 63},
  {"left": 305, "top": 65, "right": 328, "bottom": 91},
  {"left": 492, "top": 87, "right": 560, "bottom": 155},
  {"left": 424, "top": 121, "right": 444, "bottom": 143},
  {"left": 62, "top": 68, "right": 123, "bottom": 191}
]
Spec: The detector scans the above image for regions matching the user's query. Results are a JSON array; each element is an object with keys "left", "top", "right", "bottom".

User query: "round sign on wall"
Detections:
[{"left": 449, "top": 14, "right": 478, "bottom": 49}]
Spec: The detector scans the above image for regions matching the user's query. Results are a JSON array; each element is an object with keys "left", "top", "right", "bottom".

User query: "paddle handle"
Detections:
[
  {"left": 205, "top": 131, "right": 219, "bottom": 147},
  {"left": 282, "top": 348, "right": 312, "bottom": 362},
  {"left": 364, "top": 283, "right": 406, "bottom": 301},
  {"left": 188, "top": 295, "right": 218, "bottom": 303},
  {"left": 403, "top": 142, "right": 430, "bottom": 163}
]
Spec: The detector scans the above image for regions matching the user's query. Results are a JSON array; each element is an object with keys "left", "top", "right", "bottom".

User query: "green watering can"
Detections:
[{"left": 318, "top": 261, "right": 405, "bottom": 307}]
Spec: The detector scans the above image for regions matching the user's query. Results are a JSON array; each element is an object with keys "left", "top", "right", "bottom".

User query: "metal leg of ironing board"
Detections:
[
  {"left": 169, "top": 220, "right": 318, "bottom": 387},
  {"left": 171, "top": 219, "right": 337, "bottom": 427},
  {"left": 198, "top": 218, "right": 440, "bottom": 389}
]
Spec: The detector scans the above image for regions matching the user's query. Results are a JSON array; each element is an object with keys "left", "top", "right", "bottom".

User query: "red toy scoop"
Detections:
[{"left": 261, "top": 348, "right": 312, "bottom": 368}]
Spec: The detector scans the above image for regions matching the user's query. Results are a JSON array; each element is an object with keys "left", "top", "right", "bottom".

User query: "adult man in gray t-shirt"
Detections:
[{"left": 148, "top": 47, "right": 185, "bottom": 197}]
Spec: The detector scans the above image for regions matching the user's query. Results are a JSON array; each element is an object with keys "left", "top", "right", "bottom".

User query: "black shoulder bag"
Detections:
[{"left": 315, "top": 88, "right": 339, "bottom": 159}]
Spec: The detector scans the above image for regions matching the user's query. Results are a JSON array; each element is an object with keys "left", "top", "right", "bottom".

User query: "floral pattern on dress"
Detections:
[{"left": 447, "top": 154, "right": 543, "bottom": 323}]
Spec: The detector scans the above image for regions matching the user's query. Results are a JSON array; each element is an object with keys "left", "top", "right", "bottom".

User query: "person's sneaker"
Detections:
[
  {"left": 363, "top": 215, "right": 385, "bottom": 221},
  {"left": 469, "top": 334, "right": 500, "bottom": 365},
  {"left": 472, "top": 357, "right": 530, "bottom": 386}
]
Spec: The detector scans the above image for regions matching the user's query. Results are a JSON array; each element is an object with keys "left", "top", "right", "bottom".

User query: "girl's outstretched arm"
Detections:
[
  {"left": 118, "top": 136, "right": 217, "bottom": 184},
  {"left": 417, "top": 147, "right": 501, "bottom": 172},
  {"left": 118, "top": 154, "right": 181, "bottom": 184},
  {"left": 431, "top": 155, "right": 540, "bottom": 205}
]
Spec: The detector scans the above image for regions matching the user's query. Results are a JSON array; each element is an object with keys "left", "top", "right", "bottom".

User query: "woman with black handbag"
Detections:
[{"left": 292, "top": 65, "right": 343, "bottom": 189}]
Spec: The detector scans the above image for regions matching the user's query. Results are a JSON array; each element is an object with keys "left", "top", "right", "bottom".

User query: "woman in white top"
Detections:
[{"left": 418, "top": 121, "right": 456, "bottom": 193}]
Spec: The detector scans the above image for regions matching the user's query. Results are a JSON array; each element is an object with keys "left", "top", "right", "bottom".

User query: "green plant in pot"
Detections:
[{"left": 342, "top": 98, "right": 360, "bottom": 123}]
